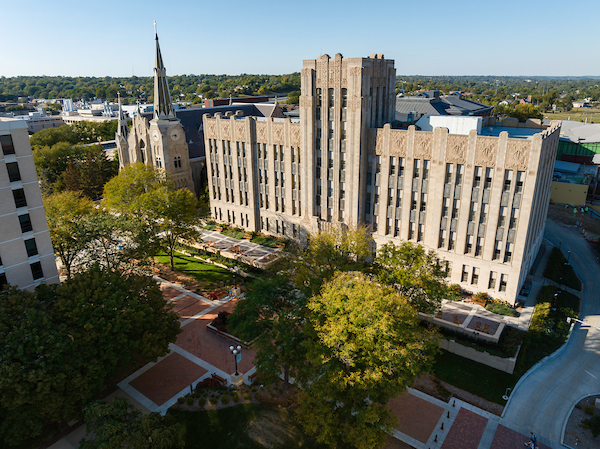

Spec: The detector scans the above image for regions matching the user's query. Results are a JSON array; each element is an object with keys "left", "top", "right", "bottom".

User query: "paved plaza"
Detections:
[{"left": 197, "top": 229, "right": 281, "bottom": 265}]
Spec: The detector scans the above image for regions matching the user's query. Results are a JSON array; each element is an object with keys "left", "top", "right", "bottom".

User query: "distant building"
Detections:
[
  {"left": 395, "top": 90, "right": 493, "bottom": 125},
  {"left": 203, "top": 53, "right": 561, "bottom": 305},
  {"left": 0, "top": 118, "right": 59, "bottom": 290}
]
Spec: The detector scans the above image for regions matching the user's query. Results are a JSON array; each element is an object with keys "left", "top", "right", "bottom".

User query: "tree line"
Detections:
[{"left": 0, "top": 73, "right": 301, "bottom": 105}]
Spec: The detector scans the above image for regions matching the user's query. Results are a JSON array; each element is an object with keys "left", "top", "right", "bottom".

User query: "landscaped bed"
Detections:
[{"left": 154, "top": 252, "right": 233, "bottom": 291}]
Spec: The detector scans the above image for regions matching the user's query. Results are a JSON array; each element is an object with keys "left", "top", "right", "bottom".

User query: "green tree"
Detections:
[
  {"left": 282, "top": 226, "right": 372, "bottom": 296},
  {"left": 102, "top": 163, "right": 168, "bottom": 213},
  {"left": 138, "top": 185, "right": 200, "bottom": 269},
  {"left": 375, "top": 241, "right": 449, "bottom": 314},
  {"left": 297, "top": 272, "right": 438, "bottom": 449},
  {"left": 0, "top": 269, "right": 181, "bottom": 447},
  {"left": 510, "top": 103, "right": 543, "bottom": 122},
  {"left": 229, "top": 275, "right": 307, "bottom": 388},
  {"left": 33, "top": 141, "right": 86, "bottom": 191},
  {"left": 43, "top": 191, "right": 95, "bottom": 277},
  {"left": 287, "top": 90, "right": 301, "bottom": 104},
  {"left": 80, "top": 398, "right": 184, "bottom": 449}
]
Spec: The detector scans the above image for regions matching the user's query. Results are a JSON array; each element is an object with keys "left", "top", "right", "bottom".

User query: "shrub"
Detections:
[
  {"left": 582, "top": 413, "right": 600, "bottom": 437},
  {"left": 177, "top": 397, "right": 185, "bottom": 404},
  {"left": 446, "top": 284, "right": 462, "bottom": 300},
  {"left": 486, "top": 303, "right": 516, "bottom": 316},
  {"left": 221, "top": 395, "right": 230, "bottom": 405},
  {"left": 474, "top": 292, "right": 490, "bottom": 302},
  {"left": 584, "top": 405, "right": 595, "bottom": 415},
  {"left": 187, "top": 397, "right": 194, "bottom": 405},
  {"left": 211, "top": 311, "right": 230, "bottom": 332},
  {"left": 231, "top": 393, "right": 239, "bottom": 402},
  {"left": 243, "top": 392, "right": 251, "bottom": 400},
  {"left": 209, "top": 396, "right": 217, "bottom": 405}
]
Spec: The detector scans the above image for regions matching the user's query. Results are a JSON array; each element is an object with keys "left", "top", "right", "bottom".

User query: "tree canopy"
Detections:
[
  {"left": 296, "top": 272, "right": 438, "bottom": 449},
  {"left": 0, "top": 268, "right": 181, "bottom": 447},
  {"left": 375, "top": 241, "right": 450, "bottom": 314}
]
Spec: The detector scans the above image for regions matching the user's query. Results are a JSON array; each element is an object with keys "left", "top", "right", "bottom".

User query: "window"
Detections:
[
  {"left": 6, "top": 162, "right": 21, "bottom": 182},
  {"left": 25, "top": 238, "right": 38, "bottom": 257},
  {"left": 488, "top": 272, "right": 497, "bottom": 289},
  {"left": 341, "top": 88, "right": 347, "bottom": 108},
  {"left": 474, "top": 166, "right": 482, "bottom": 188},
  {"left": 493, "top": 240, "right": 502, "bottom": 260},
  {"left": 413, "top": 159, "right": 420, "bottom": 178},
  {"left": 174, "top": 156, "right": 182, "bottom": 169},
  {"left": 455, "top": 164, "right": 464, "bottom": 185},
  {"left": 461, "top": 265, "right": 469, "bottom": 283},
  {"left": 471, "top": 267, "right": 479, "bottom": 285},
  {"left": 423, "top": 160, "right": 430, "bottom": 180},
  {"left": 30, "top": 262, "right": 44, "bottom": 280},
  {"left": 499, "top": 274, "right": 508, "bottom": 292},
  {"left": 18, "top": 214, "right": 33, "bottom": 233},
  {"left": 504, "top": 243, "right": 513, "bottom": 263},
  {"left": 484, "top": 168, "right": 493, "bottom": 189},
  {"left": 449, "top": 232, "right": 456, "bottom": 250},
  {"left": 475, "top": 237, "right": 483, "bottom": 257},
  {"left": 0, "top": 135, "right": 15, "bottom": 155},
  {"left": 13, "top": 189, "right": 27, "bottom": 208},
  {"left": 445, "top": 163, "right": 453, "bottom": 183}
]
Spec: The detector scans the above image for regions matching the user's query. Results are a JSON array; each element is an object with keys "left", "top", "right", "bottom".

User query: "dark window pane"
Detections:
[
  {"left": 24, "top": 238, "right": 38, "bottom": 257},
  {"left": 12, "top": 189, "right": 27, "bottom": 208},
  {"left": 30, "top": 262, "right": 44, "bottom": 280},
  {"left": 0, "top": 272, "right": 7, "bottom": 288},
  {"left": 6, "top": 162, "right": 21, "bottom": 182},
  {"left": 19, "top": 214, "right": 33, "bottom": 233},
  {"left": 0, "top": 135, "right": 15, "bottom": 155}
]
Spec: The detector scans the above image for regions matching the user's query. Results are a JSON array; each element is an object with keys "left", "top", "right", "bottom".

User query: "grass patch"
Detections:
[
  {"left": 177, "top": 244, "right": 264, "bottom": 277},
  {"left": 485, "top": 303, "right": 516, "bottom": 316},
  {"left": 155, "top": 252, "right": 232, "bottom": 288},
  {"left": 221, "top": 227, "right": 246, "bottom": 239},
  {"left": 543, "top": 247, "right": 582, "bottom": 290},
  {"left": 251, "top": 234, "right": 283, "bottom": 248},
  {"left": 432, "top": 350, "right": 517, "bottom": 404},
  {"left": 169, "top": 403, "right": 327, "bottom": 449}
]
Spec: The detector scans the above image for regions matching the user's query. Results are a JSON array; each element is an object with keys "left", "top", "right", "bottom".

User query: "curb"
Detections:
[
  {"left": 501, "top": 321, "right": 575, "bottom": 418},
  {"left": 560, "top": 392, "right": 600, "bottom": 448}
]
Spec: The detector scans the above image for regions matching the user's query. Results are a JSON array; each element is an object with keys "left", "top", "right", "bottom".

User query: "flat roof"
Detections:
[{"left": 480, "top": 126, "right": 543, "bottom": 140}]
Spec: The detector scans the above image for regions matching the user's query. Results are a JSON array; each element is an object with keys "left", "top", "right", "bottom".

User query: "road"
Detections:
[{"left": 501, "top": 219, "right": 600, "bottom": 448}]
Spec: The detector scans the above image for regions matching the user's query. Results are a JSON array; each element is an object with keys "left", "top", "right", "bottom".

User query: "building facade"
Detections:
[
  {"left": 116, "top": 29, "right": 195, "bottom": 193},
  {"left": 203, "top": 53, "right": 560, "bottom": 304},
  {"left": 0, "top": 118, "right": 59, "bottom": 290}
]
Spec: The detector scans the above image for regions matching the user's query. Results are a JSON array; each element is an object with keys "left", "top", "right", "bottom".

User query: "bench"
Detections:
[
  {"left": 214, "top": 226, "right": 223, "bottom": 232},
  {"left": 243, "top": 233, "right": 252, "bottom": 240},
  {"left": 482, "top": 323, "right": 490, "bottom": 334},
  {"left": 248, "top": 371, "right": 260, "bottom": 384},
  {"left": 453, "top": 315, "right": 461, "bottom": 325},
  {"left": 471, "top": 296, "right": 487, "bottom": 307},
  {"left": 276, "top": 242, "right": 286, "bottom": 249},
  {"left": 211, "top": 373, "right": 226, "bottom": 385},
  {"left": 474, "top": 321, "right": 482, "bottom": 332}
]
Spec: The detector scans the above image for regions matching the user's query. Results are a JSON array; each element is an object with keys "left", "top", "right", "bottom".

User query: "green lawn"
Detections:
[
  {"left": 544, "top": 111, "right": 600, "bottom": 123},
  {"left": 155, "top": 252, "right": 232, "bottom": 288},
  {"left": 432, "top": 350, "right": 517, "bottom": 404},
  {"left": 169, "top": 404, "right": 327, "bottom": 449}
]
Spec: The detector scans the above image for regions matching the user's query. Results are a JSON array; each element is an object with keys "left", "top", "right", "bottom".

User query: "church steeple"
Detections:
[
  {"left": 153, "top": 22, "right": 176, "bottom": 121},
  {"left": 117, "top": 92, "right": 129, "bottom": 140}
]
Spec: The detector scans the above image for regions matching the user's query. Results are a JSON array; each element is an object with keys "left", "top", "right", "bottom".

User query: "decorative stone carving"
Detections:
[
  {"left": 349, "top": 66, "right": 362, "bottom": 77},
  {"left": 413, "top": 133, "right": 432, "bottom": 159},
  {"left": 446, "top": 135, "right": 467, "bottom": 164},
  {"left": 375, "top": 132, "right": 384, "bottom": 153},
  {"left": 235, "top": 121, "right": 246, "bottom": 139},
  {"left": 221, "top": 122, "right": 230, "bottom": 138},
  {"left": 256, "top": 122, "right": 267, "bottom": 142},
  {"left": 390, "top": 131, "right": 407, "bottom": 156},
  {"left": 475, "top": 137, "right": 497, "bottom": 166},
  {"left": 299, "top": 96, "right": 313, "bottom": 108},
  {"left": 290, "top": 124, "right": 301, "bottom": 146},
  {"left": 272, "top": 124, "right": 284, "bottom": 144},
  {"left": 301, "top": 68, "right": 312, "bottom": 77},
  {"left": 349, "top": 96, "right": 361, "bottom": 111},
  {"left": 506, "top": 141, "right": 529, "bottom": 170},
  {"left": 205, "top": 120, "right": 217, "bottom": 137}
]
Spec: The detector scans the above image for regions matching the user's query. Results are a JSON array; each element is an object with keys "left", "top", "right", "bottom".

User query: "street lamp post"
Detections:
[
  {"left": 566, "top": 251, "right": 571, "bottom": 265},
  {"left": 231, "top": 265, "right": 239, "bottom": 289},
  {"left": 230, "top": 345, "right": 242, "bottom": 376}
]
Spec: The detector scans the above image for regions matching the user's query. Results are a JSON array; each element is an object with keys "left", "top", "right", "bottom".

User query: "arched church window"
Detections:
[{"left": 174, "top": 156, "right": 182, "bottom": 169}]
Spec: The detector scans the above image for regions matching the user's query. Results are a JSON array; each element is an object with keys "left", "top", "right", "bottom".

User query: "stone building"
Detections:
[
  {"left": 116, "top": 28, "right": 195, "bottom": 194},
  {"left": 203, "top": 53, "right": 560, "bottom": 304},
  {"left": 0, "top": 118, "right": 59, "bottom": 290}
]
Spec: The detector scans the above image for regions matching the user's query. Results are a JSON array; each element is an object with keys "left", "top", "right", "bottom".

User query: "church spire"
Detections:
[
  {"left": 117, "top": 92, "right": 129, "bottom": 140},
  {"left": 153, "top": 22, "right": 176, "bottom": 121}
]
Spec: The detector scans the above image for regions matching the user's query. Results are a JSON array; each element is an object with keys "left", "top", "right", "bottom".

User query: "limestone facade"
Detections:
[
  {"left": 203, "top": 54, "right": 560, "bottom": 304},
  {"left": 0, "top": 118, "right": 59, "bottom": 290}
]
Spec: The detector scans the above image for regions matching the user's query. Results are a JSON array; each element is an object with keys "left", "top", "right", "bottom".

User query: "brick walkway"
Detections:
[
  {"left": 389, "top": 393, "right": 444, "bottom": 444},
  {"left": 490, "top": 425, "right": 551, "bottom": 449},
  {"left": 441, "top": 408, "right": 488, "bottom": 449}
]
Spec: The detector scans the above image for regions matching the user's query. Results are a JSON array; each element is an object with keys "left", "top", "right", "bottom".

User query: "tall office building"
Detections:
[
  {"left": 203, "top": 53, "right": 560, "bottom": 305},
  {"left": 0, "top": 118, "right": 59, "bottom": 290}
]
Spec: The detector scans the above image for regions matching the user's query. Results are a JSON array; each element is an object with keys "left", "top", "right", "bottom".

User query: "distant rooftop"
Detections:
[{"left": 480, "top": 126, "right": 543, "bottom": 140}]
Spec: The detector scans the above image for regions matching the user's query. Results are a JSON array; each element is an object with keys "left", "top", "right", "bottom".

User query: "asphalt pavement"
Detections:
[{"left": 500, "top": 219, "right": 600, "bottom": 448}]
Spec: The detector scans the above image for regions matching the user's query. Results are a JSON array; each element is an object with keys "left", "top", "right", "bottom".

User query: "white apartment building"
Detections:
[{"left": 0, "top": 118, "right": 59, "bottom": 290}]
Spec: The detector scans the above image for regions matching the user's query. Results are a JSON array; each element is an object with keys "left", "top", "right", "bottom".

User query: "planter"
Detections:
[{"left": 206, "top": 323, "right": 256, "bottom": 349}]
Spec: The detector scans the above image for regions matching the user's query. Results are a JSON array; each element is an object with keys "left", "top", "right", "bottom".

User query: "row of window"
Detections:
[
  {"left": 0, "top": 257, "right": 44, "bottom": 285},
  {"left": 461, "top": 265, "right": 508, "bottom": 292}
]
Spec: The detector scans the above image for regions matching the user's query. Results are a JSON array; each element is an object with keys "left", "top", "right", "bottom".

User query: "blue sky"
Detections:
[{"left": 1, "top": 0, "right": 599, "bottom": 77}]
